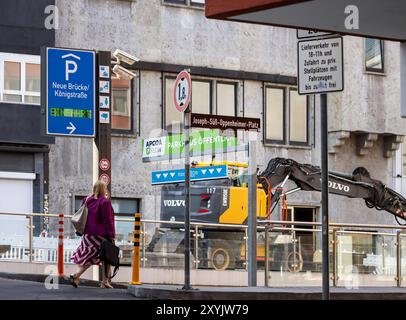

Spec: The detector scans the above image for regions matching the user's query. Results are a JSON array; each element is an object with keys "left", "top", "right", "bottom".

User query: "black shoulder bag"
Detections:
[{"left": 99, "top": 240, "right": 120, "bottom": 279}]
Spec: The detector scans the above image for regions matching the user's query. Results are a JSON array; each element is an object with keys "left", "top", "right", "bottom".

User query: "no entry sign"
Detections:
[{"left": 173, "top": 70, "right": 192, "bottom": 113}]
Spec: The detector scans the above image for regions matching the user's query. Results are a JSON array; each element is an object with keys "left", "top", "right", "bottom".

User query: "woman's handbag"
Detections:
[
  {"left": 99, "top": 240, "right": 120, "bottom": 279},
  {"left": 71, "top": 196, "right": 89, "bottom": 236}
]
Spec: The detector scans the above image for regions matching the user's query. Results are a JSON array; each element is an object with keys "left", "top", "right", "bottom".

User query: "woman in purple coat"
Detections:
[{"left": 70, "top": 180, "right": 115, "bottom": 288}]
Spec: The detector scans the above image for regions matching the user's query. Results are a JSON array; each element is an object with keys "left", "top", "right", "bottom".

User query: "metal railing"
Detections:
[{"left": 1, "top": 211, "right": 406, "bottom": 287}]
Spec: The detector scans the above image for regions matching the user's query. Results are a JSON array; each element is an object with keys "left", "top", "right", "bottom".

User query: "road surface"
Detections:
[{"left": 0, "top": 278, "right": 140, "bottom": 300}]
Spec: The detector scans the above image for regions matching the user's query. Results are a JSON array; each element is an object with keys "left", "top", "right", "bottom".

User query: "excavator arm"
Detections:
[{"left": 258, "top": 158, "right": 406, "bottom": 223}]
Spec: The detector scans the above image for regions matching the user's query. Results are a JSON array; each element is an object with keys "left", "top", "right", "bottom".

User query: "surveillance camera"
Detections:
[
  {"left": 112, "top": 64, "right": 137, "bottom": 80},
  {"left": 113, "top": 49, "right": 139, "bottom": 65}
]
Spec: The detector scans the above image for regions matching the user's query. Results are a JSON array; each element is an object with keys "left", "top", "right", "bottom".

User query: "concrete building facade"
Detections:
[{"left": 1, "top": 0, "right": 406, "bottom": 242}]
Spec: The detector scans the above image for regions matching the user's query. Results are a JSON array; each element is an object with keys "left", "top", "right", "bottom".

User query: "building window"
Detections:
[
  {"left": 365, "top": 39, "right": 384, "bottom": 73},
  {"left": 112, "top": 77, "right": 132, "bottom": 131},
  {"left": 165, "top": 77, "right": 212, "bottom": 132},
  {"left": 164, "top": 75, "right": 239, "bottom": 132},
  {"left": 264, "top": 85, "right": 309, "bottom": 146},
  {"left": 0, "top": 53, "right": 40, "bottom": 105},
  {"left": 163, "top": 0, "right": 204, "bottom": 8},
  {"left": 265, "top": 86, "right": 285, "bottom": 144},
  {"left": 217, "top": 82, "right": 236, "bottom": 116},
  {"left": 289, "top": 89, "right": 308, "bottom": 145},
  {"left": 403, "top": 140, "right": 406, "bottom": 176},
  {"left": 111, "top": 198, "right": 140, "bottom": 243}
]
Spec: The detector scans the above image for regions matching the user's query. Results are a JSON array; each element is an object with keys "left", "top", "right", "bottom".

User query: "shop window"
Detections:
[
  {"left": 112, "top": 77, "right": 132, "bottom": 131},
  {"left": 0, "top": 53, "right": 40, "bottom": 105},
  {"left": 365, "top": 39, "right": 384, "bottom": 73}
]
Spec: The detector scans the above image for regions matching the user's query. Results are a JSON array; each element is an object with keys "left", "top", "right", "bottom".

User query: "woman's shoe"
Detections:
[
  {"left": 70, "top": 274, "right": 79, "bottom": 288},
  {"left": 100, "top": 282, "right": 114, "bottom": 289}
]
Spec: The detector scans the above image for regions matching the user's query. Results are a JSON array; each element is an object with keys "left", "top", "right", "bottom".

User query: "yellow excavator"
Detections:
[{"left": 147, "top": 158, "right": 406, "bottom": 270}]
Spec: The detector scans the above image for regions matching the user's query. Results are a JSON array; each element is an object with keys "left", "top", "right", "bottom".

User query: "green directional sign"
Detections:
[{"left": 142, "top": 129, "right": 238, "bottom": 162}]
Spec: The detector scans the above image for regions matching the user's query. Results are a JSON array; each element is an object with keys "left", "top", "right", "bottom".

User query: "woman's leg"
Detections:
[
  {"left": 73, "top": 265, "right": 91, "bottom": 282},
  {"left": 101, "top": 262, "right": 113, "bottom": 288}
]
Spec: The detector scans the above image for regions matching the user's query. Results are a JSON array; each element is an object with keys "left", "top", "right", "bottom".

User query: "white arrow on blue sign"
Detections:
[
  {"left": 151, "top": 165, "right": 228, "bottom": 185},
  {"left": 45, "top": 47, "right": 96, "bottom": 137}
]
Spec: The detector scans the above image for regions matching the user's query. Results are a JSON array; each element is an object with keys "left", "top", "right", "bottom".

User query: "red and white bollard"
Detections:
[{"left": 57, "top": 214, "right": 64, "bottom": 276}]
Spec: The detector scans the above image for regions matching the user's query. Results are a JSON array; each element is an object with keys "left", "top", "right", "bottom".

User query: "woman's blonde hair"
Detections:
[{"left": 93, "top": 180, "right": 108, "bottom": 199}]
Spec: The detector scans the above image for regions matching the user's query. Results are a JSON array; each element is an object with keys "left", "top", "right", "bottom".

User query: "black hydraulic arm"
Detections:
[{"left": 258, "top": 158, "right": 406, "bottom": 223}]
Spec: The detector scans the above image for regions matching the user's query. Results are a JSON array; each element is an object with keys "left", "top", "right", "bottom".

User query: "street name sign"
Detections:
[
  {"left": 173, "top": 70, "right": 192, "bottom": 113},
  {"left": 151, "top": 165, "right": 228, "bottom": 185},
  {"left": 191, "top": 113, "right": 260, "bottom": 132},
  {"left": 44, "top": 47, "right": 96, "bottom": 137},
  {"left": 297, "top": 37, "right": 344, "bottom": 95}
]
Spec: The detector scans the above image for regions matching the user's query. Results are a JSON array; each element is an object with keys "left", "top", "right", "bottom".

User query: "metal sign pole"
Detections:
[
  {"left": 248, "top": 140, "right": 257, "bottom": 287},
  {"left": 320, "top": 93, "right": 330, "bottom": 300},
  {"left": 183, "top": 106, "right": 192, "bottom": 290}
]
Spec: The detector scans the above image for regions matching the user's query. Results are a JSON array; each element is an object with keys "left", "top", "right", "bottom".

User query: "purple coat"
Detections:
[{"left": 83, "top": 195, "right": 115, "bottom": 240}]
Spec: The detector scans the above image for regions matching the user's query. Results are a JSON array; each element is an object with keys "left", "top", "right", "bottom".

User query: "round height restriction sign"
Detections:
[{"left": 173, "top": 70, "right": 191, "bottom": 113}]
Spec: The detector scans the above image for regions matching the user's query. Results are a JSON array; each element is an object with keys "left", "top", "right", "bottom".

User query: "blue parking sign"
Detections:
[{"left": 45, "top": 47, "right": 96, "bottom": 137}]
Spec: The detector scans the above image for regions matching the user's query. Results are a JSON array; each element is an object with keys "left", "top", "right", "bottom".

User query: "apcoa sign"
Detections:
[
  {"left": 142, "top": 130, "right": 238, "bottom": 162},
  {"left": 143, "top": 136, "right": 167, "bottom": 158}
]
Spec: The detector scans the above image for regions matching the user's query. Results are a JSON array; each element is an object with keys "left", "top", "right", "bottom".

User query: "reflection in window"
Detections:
[
  {"left": 289, "top": 90, "right": 307, "bottom": 144},
  {"left": 365, "top": 39, "right": 384, "bottom": 72},
  {"left": 217, "top": 83, "right": 236, "bottom": 116},
  {"left": 265, "top": 87, "right": 284, "bottom": 143},
  {"left": 112, "top": 78, "right": 132, "bottom": 131}
]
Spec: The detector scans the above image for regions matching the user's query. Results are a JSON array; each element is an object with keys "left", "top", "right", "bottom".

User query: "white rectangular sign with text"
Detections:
[{"left": 298, "top": 37, "right": 344, "bottom": 95}]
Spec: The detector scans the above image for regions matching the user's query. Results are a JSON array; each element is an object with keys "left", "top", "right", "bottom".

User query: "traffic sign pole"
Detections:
[
  {"left": 183, "top": 106, "right": 191, "bottom": 290},
  {"left": 321, "top": 93, "right": 330, "bottom": 300},
  {"left": 297, "top": 33, "right": 343, "bottom": 301},
  {"left": 94, "top": 51, "right": 112, "bottom": 196},
  {"left": 94, "top": 51, "right": 112, "bottom": 282},
  {"left": 173, "top": 69, "right": 193, "bottom": 290}
]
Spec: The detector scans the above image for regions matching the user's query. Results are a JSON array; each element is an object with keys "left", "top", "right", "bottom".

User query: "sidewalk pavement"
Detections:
[
  {"left": 2, "top": 272, "right": 406, "bottom": 300},
  {"left": 128, "top": 284, "right": 406, "bottom": 300},
  {"left": 0, "top": 277, "right": 139, "bottom": 300}
]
